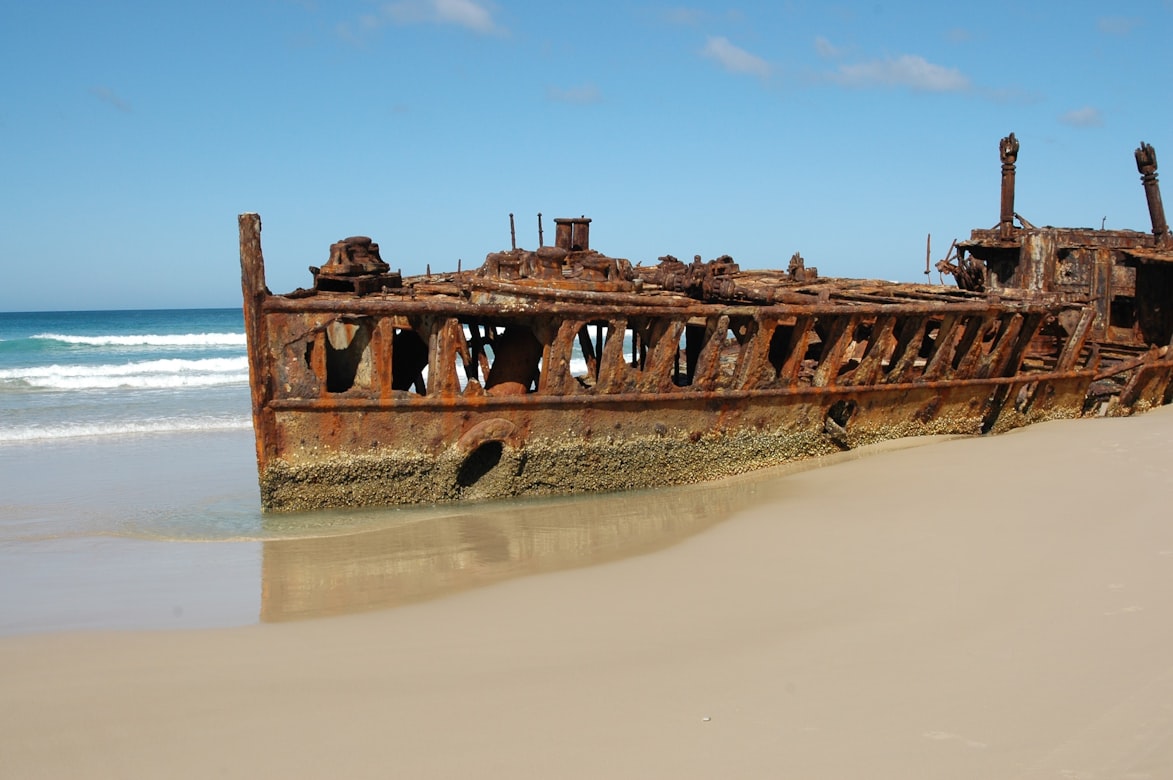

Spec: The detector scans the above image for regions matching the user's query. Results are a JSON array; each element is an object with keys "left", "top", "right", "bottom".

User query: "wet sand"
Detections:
[{"left": 3, "top": 408, "right": 1173, "bottom": 778}]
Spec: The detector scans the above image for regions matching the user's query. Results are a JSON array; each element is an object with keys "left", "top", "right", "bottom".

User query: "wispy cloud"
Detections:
[
  {"left": 660, "top": 7, "right": 744, "bottom": 26},
  {"left": 386, "top": 0, "right": 503, "bottom": 34},
  {"left": 701, "top": 36, "right": 770, "bottom": 78},
  {"left": 339, "top": 0, "right": 505, "bottom": 39},
  {"left": 546, "top": 83, "right": 602, "bottom": 105},
  {"left": 830, "top": 54, "right": 969, "bottom": 92},
  {"left": 661, "top": 7, "right": 704, "bottom": 26},
  {"left": 1097, "top": 16, "right": 1138, "bottom": 35},
  {"left": 1060, "top": 106, "right": 1104, "bottom": 127},
  {"left": 814, "top": 36, "right": 843, "bottom": 59},
  {"left": 90, "top": 86, "right": 131, "bottom": 113}
]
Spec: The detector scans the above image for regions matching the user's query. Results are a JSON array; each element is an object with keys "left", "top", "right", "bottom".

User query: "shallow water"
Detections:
[
  {"left": 0, "top": 425, "right": 769, "bottom": 634},
  {"left": 0, "top": 418, "right": 951, "bottom": 636}
]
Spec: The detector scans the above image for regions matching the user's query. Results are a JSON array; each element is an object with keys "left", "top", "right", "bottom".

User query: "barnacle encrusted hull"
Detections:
[{"left": 257, "top": 380, "right": 1086, "bottom": 512}]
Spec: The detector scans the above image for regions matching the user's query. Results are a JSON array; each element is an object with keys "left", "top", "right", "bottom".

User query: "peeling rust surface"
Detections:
[{"left": 240, "top": 137, "right": 1173, "bottom": 511}]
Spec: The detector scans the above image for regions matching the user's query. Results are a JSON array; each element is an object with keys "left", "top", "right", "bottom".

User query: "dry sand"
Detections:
[{"left": 3, "top": 408, "right": 1173, "bottom": 779}]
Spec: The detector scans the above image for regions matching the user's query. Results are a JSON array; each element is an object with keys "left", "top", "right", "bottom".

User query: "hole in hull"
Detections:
[
  {"left": 824, "top": 399, "right": 857, "bottom": 449},
  {"left": 457, "top": 441, "right": 505, "bottom": 487},
  {"left": 827, "top": 399, "right": 857, "bottom": 429}
]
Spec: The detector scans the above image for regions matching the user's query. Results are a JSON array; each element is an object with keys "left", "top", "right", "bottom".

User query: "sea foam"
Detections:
[
  {"left": 31, "top": 332, "right": 246, "bottom": 347},
  {"left": 0, "top": 356, "right": 250, "bottom": 390},
  {"left": 0, "top": 415, "right": 253, "bottom": 443}
]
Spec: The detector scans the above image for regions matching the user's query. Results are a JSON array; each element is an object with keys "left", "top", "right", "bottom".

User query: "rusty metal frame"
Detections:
[{"left": 937, "top": 134, "right": 1173, "bottom": 416}]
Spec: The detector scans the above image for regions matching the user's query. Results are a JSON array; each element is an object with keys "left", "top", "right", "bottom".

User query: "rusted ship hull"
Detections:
[
  {"left": 255, "top": 377, "right": 1090, "bottom": 511},
  {"left": 241, "top": 212, "right": 1102, "bottom": 512}
]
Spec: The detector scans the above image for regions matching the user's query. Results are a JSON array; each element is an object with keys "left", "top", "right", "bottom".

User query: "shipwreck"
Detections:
[{"left": 240, "top": 135, "right": 1173, "bottom": 512}]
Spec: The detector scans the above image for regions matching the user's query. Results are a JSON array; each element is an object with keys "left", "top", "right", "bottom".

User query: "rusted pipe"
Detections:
[
  {"left": 999, "top": 133, "right": 1019, "bottom": 239},
  {"left": 1136, "top": 141, "right": 1170, "bottom": 245}
]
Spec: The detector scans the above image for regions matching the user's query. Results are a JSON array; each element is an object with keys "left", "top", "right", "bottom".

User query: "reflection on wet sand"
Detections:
[
  {"left": 262, "top": 479, "right": 759, "bottom": 622},
  {"left": 260, "top": 438, "right": 945, "bottom": 622}
]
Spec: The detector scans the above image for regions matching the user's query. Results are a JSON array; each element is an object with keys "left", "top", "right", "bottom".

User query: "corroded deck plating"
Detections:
[{"left": 240, "top": 199, "right": 1123, "bottom": 512}]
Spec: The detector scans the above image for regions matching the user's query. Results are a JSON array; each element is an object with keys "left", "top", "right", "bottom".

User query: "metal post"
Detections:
[
  {"left": 999, "top": 133, "right": 1019, "bottom": 240},
  {"left": 238, "top": 212, "right": 272, "bottom": 473},
  {"left": 1136, "top": 142, "right": 1170, "bottom": 245}
]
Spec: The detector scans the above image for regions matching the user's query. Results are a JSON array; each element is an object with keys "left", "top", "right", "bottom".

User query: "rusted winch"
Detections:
[
  {"left": 645, "top": 254, "right": 742, "bottom": 300},
  {"left": 310, "top": 235, "right": 402, "bottom": 295}
]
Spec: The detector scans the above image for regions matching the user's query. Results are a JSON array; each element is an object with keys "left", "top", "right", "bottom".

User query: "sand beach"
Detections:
[{"left": 2, "top": 407, "right": 1173, "bottom": 778}]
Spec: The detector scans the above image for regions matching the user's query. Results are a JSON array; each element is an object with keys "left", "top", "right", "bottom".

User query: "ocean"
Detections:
[
  {"left": 0, "top": 308, "right": 761, "bottom": 636},
  {"left": 0, "top": 308, "right": 266, "bottom": 634},
  {"left": 0, "top": 308, "right": 250, "bottom": 443}
]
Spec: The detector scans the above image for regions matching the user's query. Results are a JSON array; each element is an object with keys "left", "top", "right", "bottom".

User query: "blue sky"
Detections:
[{"left": 3, "top": 0, "right": 1172, "bottom": 311}]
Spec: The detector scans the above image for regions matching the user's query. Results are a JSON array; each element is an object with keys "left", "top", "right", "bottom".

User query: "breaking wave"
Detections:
[
  {"left": 0, "top": 356, "right": 250, "bottom": 390},
  {"left": 0, "top": 415, "right": 253, "bottom": 443},
  {"left": 30, "top": 332, "right": 246, "bottom": 348}
]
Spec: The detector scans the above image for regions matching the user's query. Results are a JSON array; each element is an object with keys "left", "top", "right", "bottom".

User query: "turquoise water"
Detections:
[
  {"left": 0, "top": 308, "right": 264, "bottom": 537},
  {"left": 0, "top": 308, "right": 250, "bottom": 442}
]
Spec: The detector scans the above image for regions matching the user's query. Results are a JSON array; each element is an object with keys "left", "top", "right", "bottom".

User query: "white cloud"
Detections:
[
  {"left": 435, "top": 0, "right": 498, "bottom": 33},
  {"left": 701, "top": 36, "right": 770, "bottom": 78},
  {"left": 383, "top": 0, "right": 504, "bottom": 35},
  {"left": 546, "top": 84, "right": 602, "bottom": 105},
  {"left": 832, "top": 54, "right": 969, "bottom": 92},
  {"left": 1060, "top": 106, "right": 1104, "bottom": 127}
]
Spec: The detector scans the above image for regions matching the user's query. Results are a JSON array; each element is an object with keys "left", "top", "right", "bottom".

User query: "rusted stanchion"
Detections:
[
  {"left": 537, "top": 212, "right": 544, "bottom": 247},
  {"left": 999, "top": 132, "right": 1019, "bottom": 240},
  {"left": 1136, "top": 141, "right": 1171, "bottom": 246},
  {"left": 238, "top": 212, "right": 274, "bottom": 474},
  {"left": 509, "top": 213, "right": 517, "bottom": 250}
]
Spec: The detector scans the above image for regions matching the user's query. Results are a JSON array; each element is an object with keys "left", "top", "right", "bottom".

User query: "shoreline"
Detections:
[
  {"left": 0, "top": 426, "right": 952, "bottom": 637},
  {"left": 2, "top": 408, "right": 1173, "bottom": 777}
]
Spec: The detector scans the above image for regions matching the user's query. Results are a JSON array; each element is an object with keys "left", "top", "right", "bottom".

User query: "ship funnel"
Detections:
[
  {"left": 1136, "top": 142, "right": 1171, "bottom": 246},
  {"left": 998, "top": 133, "right": 1019, "bottom": 239},
  {"left": 554, "top": 217, "right": 592, "bottom": 251}
]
